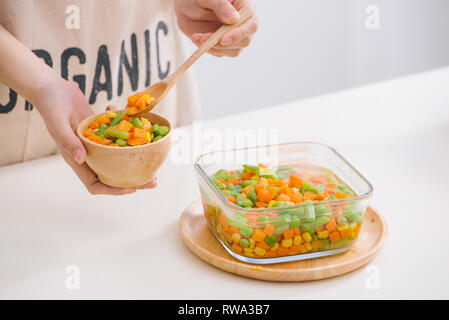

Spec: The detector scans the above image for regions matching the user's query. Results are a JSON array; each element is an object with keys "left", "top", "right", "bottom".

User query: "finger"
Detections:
[
  {"left": 48, "top": 115, "right": 87, "bottom": 165},
  {"left": 106, "top": 105, "right": 118, "bottom": 112},
  {"left": 220, "top": 15, "right": 258, "bottom": 47},
  {"left": 136, "top": 177, "right": 158, "bottom": 190},
  {"left": 63, "top": 154, "right": 136, "bottom": 195},
  {"left": 196, "top": 0, "right": 240, "bottom": 24},
  {"left": 193, "top": 32, "right": 251, "bottom": 49},
  {"left": 208, "top": 47, "right": 242, "bottom": 57}
]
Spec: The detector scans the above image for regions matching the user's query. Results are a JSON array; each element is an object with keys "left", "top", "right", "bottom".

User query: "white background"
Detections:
[{"left": 186, "top": 0, "right": 449, "bottom": 119}]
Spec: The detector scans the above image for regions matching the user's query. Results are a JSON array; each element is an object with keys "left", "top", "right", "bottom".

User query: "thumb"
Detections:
[
  {"left": 199, "top": 0, "right": 239, "bottom": 24},
  {"left": 52, "top": 117, "right": 87, "bottom": 165}
]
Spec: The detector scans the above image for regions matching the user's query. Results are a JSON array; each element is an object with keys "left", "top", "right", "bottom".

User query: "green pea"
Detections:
[
  {"left": 227, "top": 183, "right": 235, "bottom": 191},
  {"left": 151, "top": 123, "right": 160, "bottom": 133},
  {"left": 240, "top": 227, "right": 253, "bottom": 238},
  {"left": 109, "top": 110, "right": 125, "bottom": 127},
  {"left": 99, "top": 124, "right": 109, "bottom": 132},
  {"left": 129, "top": 117, "right": 142, "bottom": 128},
  {"left": 104, "top": 129, "right": 129, "bottom": 140},
  {"left": 265, "top": 236, "right": 276, "bottom": 245},
  {"left": 157, "top": 125, "right": 169, "bottom": 136},
  {"left": 222, "top": 190, "right": 232, "bottom": 197},
  {"left": 290, "top": 218, "right": 301, "bottom": 228},
  {"left": 115, "top": 138, "right": 128, "bottom": 147},
  {"left": 237, "top": 199, "right": 253, "bottom": 208},
  {"left": 247, "top": 188, "right": 258, "bottom": 204},
  {"left": 152, "top": 135, "right": 163, "bottom": 142},
  {"left": 239, "top": 238, "right": 250, "bottom": 248}
]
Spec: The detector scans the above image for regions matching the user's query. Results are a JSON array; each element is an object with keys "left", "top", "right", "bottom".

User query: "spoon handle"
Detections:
[{"left": 167, "top": 6, "right": 254, "bottom": 84}]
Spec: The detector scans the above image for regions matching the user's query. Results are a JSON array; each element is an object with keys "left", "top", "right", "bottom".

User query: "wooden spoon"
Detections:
[{"left": 128, "top": 6, "right": 254, "bottom": 117}]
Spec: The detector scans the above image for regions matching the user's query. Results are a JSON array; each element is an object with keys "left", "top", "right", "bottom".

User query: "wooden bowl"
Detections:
[{"left": 76, "top": 112, "right": 171, "bottom": 188}]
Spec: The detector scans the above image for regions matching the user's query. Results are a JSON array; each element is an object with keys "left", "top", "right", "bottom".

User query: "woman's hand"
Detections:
[
  {"left": 174, "top": 0, "right": 258, "bottom": 57},
  {"left": 35, "top": 79, "right": 157, "bottom": 195}
]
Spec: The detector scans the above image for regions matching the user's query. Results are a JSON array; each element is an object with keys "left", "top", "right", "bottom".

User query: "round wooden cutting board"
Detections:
[{"left": 179, "top": 200, "right": 387, "bottom": 282}]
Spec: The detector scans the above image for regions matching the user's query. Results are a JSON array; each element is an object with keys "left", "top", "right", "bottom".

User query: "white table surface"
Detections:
[{"left": 1, "top": 67, "right": 449, "bottom": 299}]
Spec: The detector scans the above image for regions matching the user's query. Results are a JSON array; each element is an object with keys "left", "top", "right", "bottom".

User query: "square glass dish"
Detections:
[{"left": 194, "top": 142, "right": 373, "bottom": 264}]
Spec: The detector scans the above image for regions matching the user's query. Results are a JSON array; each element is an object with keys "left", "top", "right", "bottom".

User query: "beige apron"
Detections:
[{"left": 0, "top": 0, "right": 201, "bottom": 166}]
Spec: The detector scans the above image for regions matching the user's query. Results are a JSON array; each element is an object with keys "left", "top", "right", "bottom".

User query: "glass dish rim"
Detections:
[{"left": 194, "top": 141, "right": 374, "bottom": 214}]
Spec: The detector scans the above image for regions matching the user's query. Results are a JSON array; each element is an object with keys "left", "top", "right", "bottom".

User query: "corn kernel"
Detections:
[
  {"left": 349, "top": 222, "right": 357, "bottom": 230},
  {"left": 302, "top": 232, "right": 312, "bottom": 242},
  {"left": 318, "top": 230, "right": 329, "bottom": 239},
  {"left": 249, "top": 238, "right": 255, "bottom": 249},
  {"left": 294, "top": 235, "right": 302, "bottom": 245},
  {"left": 287, "top": 201, "right": 295, "bottom": 206},
  {"left": 254, "top": 247, "right": 266, "bottom": 256},
  {"left": 304, "top": 242, "right": 312, "bottom": 251},
  {"left": 268, "top": 200, "right": 276, "bottom": 207},
  {"left": 337, "top": 224, "right": 349, "bottom": 232},
  {"left": 244, "top": 248, "right": 254, "bottom": 254},
  {"left": 270, "top": 242, "right": 279, "bottom": 251},
  {"left": 231, "top": 233, "right": 241, "bottom": 243},
  {"left": 299, "top": 245, "right": 307, "bottom": 253},
  {"left": 150, "top": 133, "right": 154, "bottom": 140},
  {"left": 107, "top": 111, "right": 117, "bottom": 118},
  {"left": 281, "top": 239, "right": 293, "bottom": 248},
  {"left": 141, "top": 117, "right": 148, "bottom": 125},
  {"left": 145, "top": 131, "right": 151, "bottom": 141}
]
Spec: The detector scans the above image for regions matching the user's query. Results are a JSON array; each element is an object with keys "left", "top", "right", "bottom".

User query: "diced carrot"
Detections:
[
  {"left": 127, "top": 92, "right": 142, "bottom": 105},
  {"left": 252, "top": 230, "right": 266, "bottom": 242},
  {"left": 228, "top": 177, "right": 239, "bottom": 185},
  {"left": 292, "top": 227, "right": 300, "bottom": 236},
  {"left": 264, "top": 250, "right": 276, "bottom": 257},
  {"left": 87, "top": 135, "right": 111, "bottom": 145},
  {"left": 258, "top": 163, "right": 268, "bottom": 168},
  {"left": 313, "top": 175, "right": 328, "bottom": 185},
  {"left": 277, "top": 194, "right": 291, "bottom": 202},
  {"left": 126, "top": 106, "right": 139, "bottom": 115},
  {"left": 109, "top": 144, "right": 119, "bottom": 147},
  {"left": 142, "top": 121, "right": 152, "bottom": 131},
  {"left": 116, "top": 120, "right": 133, "bottom": 132},
  {"left": 315, "top": 192, "right": 329, "bottom": 201},
  {"left": 289, "top": 174, "right": 303, "bottom": 188},
  {"left": 127, "top": 137, "right": 148, "bottom": 146},
  {"left": 315, "top": 225, "right": 325, "bottom": 232},
  {"left": 263, "top": 224, "right": 275, "bottom": 236},
  {"left": 304, "top": 191, "right": 316, "bottom": 200},
  {"left": 226, "top": 196, "right": 236, "bottom": 204},
  {"left": 327, "top": 183, "right": 337, "bottom": 189},
  {"left": 255, "top": 202, "right": 267, "bottom": 208},
  {"left": 340, "top": 228, "right": 352, "bottom": 238},
  {"left": 282, "top": 229, "right": 294, "bottom": 239},
  {"left": 277, "top": 247, "right": 289, "bottom": 256},
  {"left": 311, "top": 240, "right": 323, "bottom": 249},
  {"left": 271, "top": 179, "right": 287, "bottom": 187},
  {"left": 291, "top": 189, "right": 303, "bottom": 203},
  {"left": 122, "top": 114, "right": 131, "bottom": 121},
  {"left": 231, "top": 242, "right": 243, "bottom": 253},
  {"left": 241, "top": 172, "right": 255, "bottom": 180},
  {"left": 335, "top": 191, "right": 349, "bottom": 199},
  {"left": 354, "top": 223, "right": 362, "bottom": 235},
  {"left": 257, "top": 187, "right": 277, "bottom": 203},
  {"left": 134, "top": 128, "right": 146, "bottom": 139},
  {"left": 329, "top": 231, "right": 341, "bottom": 243},
  {"left": 256, "top": 241, "right": 270, "bottom": 250},
  {"left": 83, "top": 128, "right": 93, "bottom": 137},
  {"left": 89, "top": 121, "right": 99, "bottom": 129},
  {"left": 97, "top": 114, "right": 111, "bottom": 126},
  {"left": 289, "top": 245, "right": 301, "bottom": 254},
  {"left": 325, "top": 219, "right": 337, "bottom": 232}
]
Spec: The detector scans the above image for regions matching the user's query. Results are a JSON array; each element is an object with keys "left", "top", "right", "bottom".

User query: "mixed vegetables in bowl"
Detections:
[{"left": 194, "top": 142, "right": 373, "bottom": 264}]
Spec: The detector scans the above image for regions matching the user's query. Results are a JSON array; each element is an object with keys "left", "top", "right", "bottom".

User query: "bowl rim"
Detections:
[
  {"left": 77, "top": 111, "right": 171, "bottom": 150},
  {"left": 194, "top": 141, "right": 374, "bottom": 214}
]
